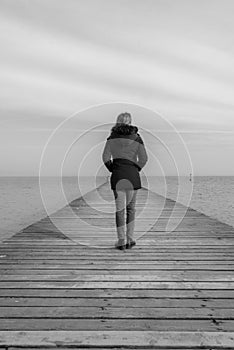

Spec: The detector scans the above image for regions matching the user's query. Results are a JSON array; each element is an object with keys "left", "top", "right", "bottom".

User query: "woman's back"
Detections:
[
  {"left": 102, "top": 112, "right": 148, "bottom": 250},
  {"left": 107, "top": 123, "right": 142, "bottom": 165}
]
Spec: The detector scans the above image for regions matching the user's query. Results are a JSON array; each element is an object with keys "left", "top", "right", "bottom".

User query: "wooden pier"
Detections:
[{"left": 1, "top": 181, "right": 234, "bottom": 349}]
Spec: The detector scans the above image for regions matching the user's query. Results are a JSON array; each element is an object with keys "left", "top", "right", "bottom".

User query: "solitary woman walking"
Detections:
[{"left": 102, "top": 113, "right": 148, "bottom": 250}]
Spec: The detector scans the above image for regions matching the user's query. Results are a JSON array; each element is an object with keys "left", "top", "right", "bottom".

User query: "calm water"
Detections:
[
  {"left": 142, "top": 176, "right": 234, "bottom": 228},
  {"left": 0, "top": 176, "right": 106, "bottom": 242},
  {"left": 0, "top": 176, "right": 234, "bottom": 242}
]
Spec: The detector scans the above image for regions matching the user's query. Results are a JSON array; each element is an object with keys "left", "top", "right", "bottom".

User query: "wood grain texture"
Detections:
[
  {"left": 1, "top": 180, "right": 234, "bottom": 348},
  {"left": 0, "top": 331, "right": 234, "bottom": 347}
]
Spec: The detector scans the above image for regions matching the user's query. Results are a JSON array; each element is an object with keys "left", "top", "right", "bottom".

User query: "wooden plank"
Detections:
[
  {"left": 1, "top": 255, "right": 234, "bottom": 260},
  {"left": 2, "top": 253, "right": 234, "bottom": 259},
  {"left": 1, "top": 281, "right": 234, "bottom": 289},
  {"left": 2, "top": 306, "right": 234, "bottom": 318},
  {"left": 2, "top": 246, "right": 234, "bottom": 251},
  {"left": 1, "top": 182, "right": 234, "bottom": 349},
  {"left": 2, "top": 259, "right": 234, "bottom": 265},
  {"left": 7, "top": 348, "right": 231, "bottom": 350},
  {"left": 0, "top": 330, "right": 234, "bottom": 347},
  {"left": 1, "top": 270, "right": 234, "bottom": 280},
  {"left": 0, "top": 288, "right": 233, "bottom": 298},
  {"left": 0, "top": 296, "right": 233, "bottom": 308},
  {"left": 2, "top": 264, "right": 234, "bottom": 270},
  {"left": 3, "top": 239, "right": 234, "bottom": 244},
  {"left": 5, "top": 237, "right": 234, "bottom": 243},
  {"left": 2, "top": 249, "right": 234, "bottom": 254},
  {"left": 7, "top": 348, "right": 217, "bottom": 350},
  {"left": 2, "top": 250, "right": 234, "bottom": 255},
  {"left": 0, "top": 319, "right": 232, "bottom": 331}
]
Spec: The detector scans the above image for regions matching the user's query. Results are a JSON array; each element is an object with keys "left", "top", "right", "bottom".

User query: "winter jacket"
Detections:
[{"left": 102, "top": 123, "right": 148, "bottom": 190}]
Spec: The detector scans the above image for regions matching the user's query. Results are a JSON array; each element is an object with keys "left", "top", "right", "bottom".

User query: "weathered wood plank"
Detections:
[
  {"left": 1, "top": 182, "right": 234, "bottom": 349},
  {"left": 1, "top": 281, "right": 234, "bottom": 289},
  {"left": 0, "top": 319, "right": 231, "bottom": 331},
  {"left": 1, "top": 270, "right": 234, "bottom": 280},
  {"left": 2, "top": 264, "right": 234, "bottom": 270},
  {"left": 2, "top": 254, "right": 234, "bottom": 259},
  {"left": 0, "top": 288, "right": 233, "bottom": 298},
  {"left": 2, "top": 306, "right": 234, "bottom": 318},
  {"left": 6, "top": 348, "right": 229, "bottom": 350},
  {"left": 0, "top": 331, "right": 234, "bottom": 347},
  {"left": 7, "top": 348, "right": 218, "bottom": 350},
  {"left": 0, "top": 296, "right": 233, "bottom": 308}
]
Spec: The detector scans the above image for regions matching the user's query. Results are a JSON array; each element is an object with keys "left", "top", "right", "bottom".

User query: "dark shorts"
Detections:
[{"left": 110, "top": 166, "right": 141, "bottom": 191}]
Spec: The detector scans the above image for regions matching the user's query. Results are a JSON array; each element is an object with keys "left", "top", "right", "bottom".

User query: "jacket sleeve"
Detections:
[
  {"left": 102, "top": 139, "right": 113, "bottom": 172},
  {"left": 136, "top": 135, "right": 148, "bottom": 171}
]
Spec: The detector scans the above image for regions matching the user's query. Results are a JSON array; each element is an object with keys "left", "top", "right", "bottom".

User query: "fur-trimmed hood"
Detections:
[
  {"left": 107, "top": 123, "right": 142, "bottom": 145},
  {"left": 110, "top": 123, "right": 138, "bottom": 136}
]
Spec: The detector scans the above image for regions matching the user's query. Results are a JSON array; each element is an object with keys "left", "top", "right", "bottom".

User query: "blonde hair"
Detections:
[{"left": 116, "top": 112, "right": 132, "bottom": 125}]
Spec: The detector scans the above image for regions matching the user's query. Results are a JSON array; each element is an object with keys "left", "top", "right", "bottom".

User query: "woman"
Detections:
[{"left": 102, "top": 112, "right": 148, "bottom": 250}]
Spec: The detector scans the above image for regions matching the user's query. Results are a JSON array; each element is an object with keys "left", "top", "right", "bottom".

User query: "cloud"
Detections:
[
  {"left": 1, "top": 3, "right": 234, "bottom": 124},
  {"left": 0, "top": 0, "right": 234, "bottom": 174}
]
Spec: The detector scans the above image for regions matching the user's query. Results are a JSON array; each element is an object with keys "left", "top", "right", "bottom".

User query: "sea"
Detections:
[{"left": 0, "top": 176, "right": 234, "bottom": 242}]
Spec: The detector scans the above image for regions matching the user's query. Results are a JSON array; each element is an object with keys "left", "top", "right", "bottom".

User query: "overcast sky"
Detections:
[{"left": 0, "top": 0, "right": 234, "bottom": 175}]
